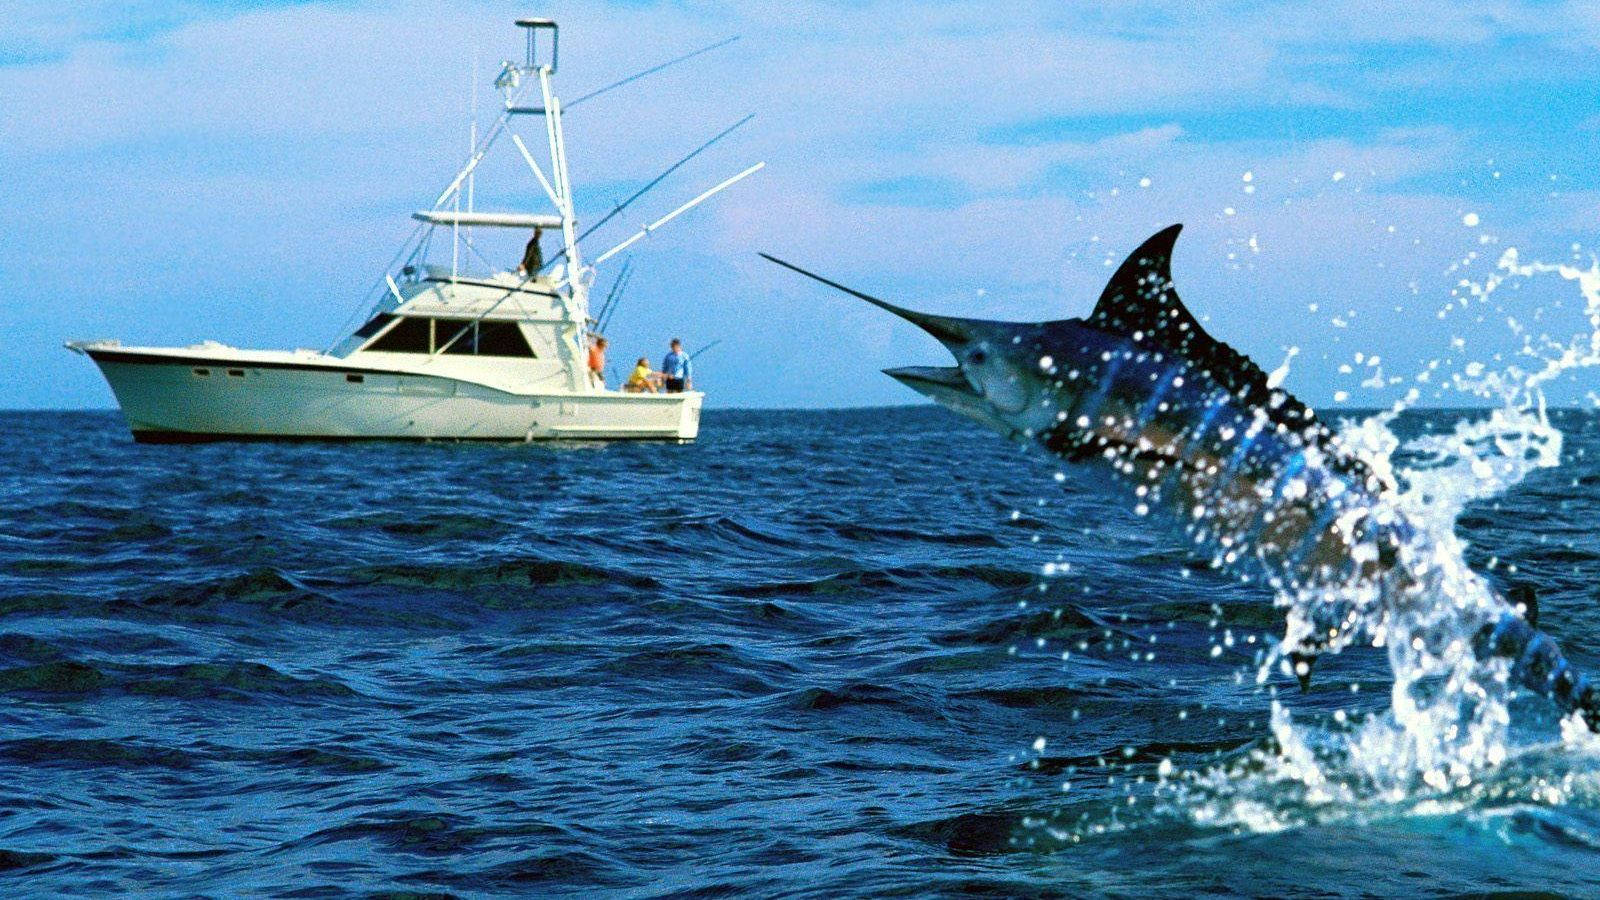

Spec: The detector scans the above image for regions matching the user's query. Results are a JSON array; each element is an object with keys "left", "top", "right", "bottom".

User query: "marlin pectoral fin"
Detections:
[
  {"left": 1509, "top": 583, "right": 1539, "bottom": 628},
  {"left": 1288, "top": 651, "right": 1317, "bottom": 692}
]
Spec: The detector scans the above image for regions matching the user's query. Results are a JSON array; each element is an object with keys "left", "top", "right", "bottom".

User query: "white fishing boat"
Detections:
[{"left": 67, "top": 19, "right": 760, "bottom": 443}]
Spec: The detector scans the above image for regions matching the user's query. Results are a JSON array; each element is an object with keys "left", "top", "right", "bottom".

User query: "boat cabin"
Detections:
[{"left": 330, "top": 266, "right": 589, "bottom": 393}]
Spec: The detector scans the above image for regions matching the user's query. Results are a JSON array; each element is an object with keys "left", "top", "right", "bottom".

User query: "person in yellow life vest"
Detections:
[{"left": 624, "top": 357, "right": 660, "bottom": 393}]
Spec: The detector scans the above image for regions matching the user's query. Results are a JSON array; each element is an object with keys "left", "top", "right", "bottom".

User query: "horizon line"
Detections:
[{"left": 6, "top": 403, "right": 1598, "bottom": 415}]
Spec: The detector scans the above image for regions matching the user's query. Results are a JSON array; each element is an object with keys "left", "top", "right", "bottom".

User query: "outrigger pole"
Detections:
[
  {"left": 421, "top": 157, "right": 763, "bottom": 348},
  {"left": 538, "top": 113, "right": 755, "bottom": 276},
  {"left": 591, "top": 163, "right": 766, "bottom": 267}
]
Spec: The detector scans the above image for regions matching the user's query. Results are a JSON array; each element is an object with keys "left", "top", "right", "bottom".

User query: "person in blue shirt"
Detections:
[{"left": 661, "top": 338, "right": 692, "bottom": 393}]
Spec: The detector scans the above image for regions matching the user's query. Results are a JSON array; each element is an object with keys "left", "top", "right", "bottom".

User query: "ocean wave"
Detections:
[
  {"left": 277, "top": 811, "right": 487, "bottom": 856},
  {"left": 0, "top": 737, "right": 196, "bottom": 770},
  {"left": 348, "top": 557, "right": 657, "bottom": 591},
  {"left": 0, "top": 849, "right": 55, "bottom": 873},
  {"left": 122, "top": 567, "right": 337, "bottom": 614},
  {"left": 323, "top": 512, "right": 515, "bottom": 539},
  {"left": 0, "top": 650, "right": 360, "bottom": 703}
]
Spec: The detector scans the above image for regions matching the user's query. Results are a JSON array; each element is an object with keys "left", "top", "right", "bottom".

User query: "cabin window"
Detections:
[
  {"left": 227, "top": 369, "right": 245, "bottom": 377},
  {"left": 346, "top": 373, "right": 364, "bottom": 383},
  {"left": 352, "top": 313, "right": 397, "bottom": 338},
  {"left": 432, "top": 317, "right": 535, "bottom": 357},
  {"left": 362, "top": 315, "right": 534, "bottom": 357},
  {"left": 366, "top": 316, "right": 432, "bottom": 353},
  {"left": 477, "top": 321, "right": 536, "bottom": 358},
  {"left": 436, "top": 319, "right": 478, "bottom": 355},
  {"left": 192, "top": 368, "right": 210, "bottom": 376}
]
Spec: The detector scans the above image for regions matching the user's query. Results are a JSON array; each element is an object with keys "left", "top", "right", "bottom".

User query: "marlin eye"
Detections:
[{"left": 968, "top": 350, "right": 988, "bottom": 365}]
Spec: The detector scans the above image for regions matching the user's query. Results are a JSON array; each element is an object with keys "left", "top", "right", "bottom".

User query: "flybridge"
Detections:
[{"left": 388, "top": 18, "right": 763, "bottom": 323}]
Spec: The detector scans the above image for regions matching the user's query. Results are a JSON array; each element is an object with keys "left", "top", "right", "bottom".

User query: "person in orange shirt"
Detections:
[{"left": 587, "top": 336, "right": 608, "bottom": 388}]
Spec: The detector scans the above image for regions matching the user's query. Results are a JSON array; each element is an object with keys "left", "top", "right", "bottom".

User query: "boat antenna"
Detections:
[
  {"left": 594, "top": 256, "right": 634, "bottom": 332},
  {"left": 565, "top": 36, "right": 739, "bottom": 111},
  {"left": 540, "top": 113, "right": 754, "bottom": 274}
]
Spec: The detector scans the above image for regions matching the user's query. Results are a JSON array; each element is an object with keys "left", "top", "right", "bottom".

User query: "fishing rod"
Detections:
[
  {"left": 689, "top": 339, "right": 723, "bottom": 360},
  {"left": 597, "top": 274, "right": 632, "bottom": 334},
  {"left": 538, "top": 114, "right": 755, "bottom": 275},
  {"left": 596, "top": 256, "right": 633, "bottom": 322},
  {"left": 594, "top": 257, "right": 634, "bottom": 332},
  {"left": 565, "top": 36, "right": 739, "bottom": 110},
  {"left": 582, "top": 114, "right": 753, "bottom": 245}
]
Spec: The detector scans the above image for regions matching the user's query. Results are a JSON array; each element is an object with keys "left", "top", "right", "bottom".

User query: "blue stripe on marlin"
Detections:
[
  {"left": 1261, "top": 450, "right": 1308, "bottom": 523},
  {"left": 1061, "top": 346, "right": 1132, "bottom": 446},
  {"left": 1221, "top": 416, "right": 1267, "bottom": 480},
  {"left": 759, "top": 225, "right": 1600, "bottom": 729},
  {"left": 1185, "top": 390, "right": 1232, "bottom": 451},
  {"left": 1133, "top": 360, "right": 1185, "bottom": 433}
]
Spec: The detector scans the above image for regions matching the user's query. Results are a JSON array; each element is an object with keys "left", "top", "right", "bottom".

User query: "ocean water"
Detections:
[{"left": 4, "top": 405, "right": 1600, "bottom": 896}]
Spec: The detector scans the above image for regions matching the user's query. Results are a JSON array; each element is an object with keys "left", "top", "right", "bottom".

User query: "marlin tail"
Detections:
[{"left": 762, "top": 225, "right": 1600, "bottom": 728}]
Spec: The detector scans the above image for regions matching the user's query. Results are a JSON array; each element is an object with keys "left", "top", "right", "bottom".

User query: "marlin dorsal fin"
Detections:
[
  {"left": 1086, "top": 224, "right": 1205, "bottom": 347},
  {"left": 1086, "top": 224, "right": 1332, "bottom": 443}
]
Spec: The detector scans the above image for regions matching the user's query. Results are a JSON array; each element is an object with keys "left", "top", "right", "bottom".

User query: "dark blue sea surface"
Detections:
[{"left": 4, "top": 407, "right": 1600, "bottom": 896}]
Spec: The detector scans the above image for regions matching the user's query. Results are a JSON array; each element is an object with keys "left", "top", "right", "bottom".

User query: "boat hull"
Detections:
[{"left": 84, "top": 350, "right": 702, "bottom": 442}]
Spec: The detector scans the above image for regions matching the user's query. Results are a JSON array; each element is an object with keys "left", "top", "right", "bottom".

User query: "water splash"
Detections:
[{"left": 1063, "top": 245, "right": 1600, "bottom": 838}]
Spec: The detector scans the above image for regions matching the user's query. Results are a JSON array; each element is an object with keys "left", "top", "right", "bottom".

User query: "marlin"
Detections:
[{"left": 763, "top": 224, "right": 1600, "bottom": 729}]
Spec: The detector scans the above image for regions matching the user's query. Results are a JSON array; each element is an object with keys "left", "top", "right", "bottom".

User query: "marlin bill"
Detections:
[{"left": 763, "top": 225, "right": 1600, "bottom": 729}]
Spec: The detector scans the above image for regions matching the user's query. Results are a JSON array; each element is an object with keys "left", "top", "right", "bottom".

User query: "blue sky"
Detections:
[{"left": 4, "top": 0, "right": 1599, "bottom": 409}]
